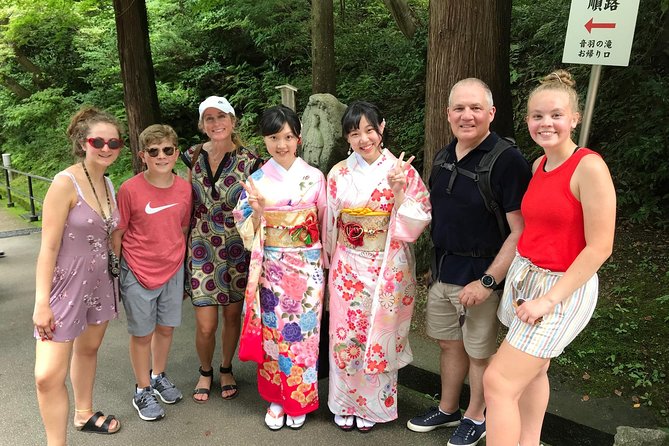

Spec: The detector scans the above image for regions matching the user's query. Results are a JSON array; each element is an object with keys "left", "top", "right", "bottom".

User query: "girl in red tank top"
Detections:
[{"left": 483, "top": 70, "right": 616, "bottom": 446}]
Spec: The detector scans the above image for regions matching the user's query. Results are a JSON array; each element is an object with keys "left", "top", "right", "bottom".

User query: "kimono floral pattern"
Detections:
[
  {"left": 324, "top": 149, "right": 431, "bottom": 423},
  {"left": 233, "top": 157, "right": 327, "bottom": 416}
]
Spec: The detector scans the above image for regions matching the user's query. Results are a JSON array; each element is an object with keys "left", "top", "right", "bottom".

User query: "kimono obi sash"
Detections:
[
  {"left": 337, "top": 208, "right": 390, "bottom": 252},
  {"left": 264, "top": 206, "right": 320, "bottom": 248}
]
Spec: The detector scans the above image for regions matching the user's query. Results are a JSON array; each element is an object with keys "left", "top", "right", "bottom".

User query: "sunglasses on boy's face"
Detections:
[
  {"left": 144, "top": 146, "right": 176, "bottom": 157},
  {"left": 87, "top": 137, "right": 124, "bottom": 150}
]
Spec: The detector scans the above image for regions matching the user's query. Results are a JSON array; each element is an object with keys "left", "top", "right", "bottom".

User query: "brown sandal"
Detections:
[
  {"left": 192, "top": 366, "right": 213, "bottom": 403},
  {"left": 219, "top": 365, "right": 239, "bottom": 400}
]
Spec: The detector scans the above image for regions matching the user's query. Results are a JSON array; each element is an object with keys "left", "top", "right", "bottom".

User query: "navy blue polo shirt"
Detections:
[{"left": 430, "top": 132, "right": 531, "bottom": 286}]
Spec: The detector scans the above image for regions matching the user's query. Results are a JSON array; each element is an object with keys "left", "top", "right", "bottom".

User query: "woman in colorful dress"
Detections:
[
  {"left": 483, "top": 70, "right": 616, "bottom": 446},
  {"left": 324, "top": 101, "right": 431, "bottom": 432},
  {"left": 182, "top": 96, "right": 263, "bottom": 402},
  {"left": 33, "top": 106, "right": 123, "bottom": 444},
  {"left": 233, "top": 105, "right": 327, "bottom": 430}
]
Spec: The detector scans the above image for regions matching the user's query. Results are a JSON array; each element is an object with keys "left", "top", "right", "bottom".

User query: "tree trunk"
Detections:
[
  {"left": 0, "top": 74, "right": 31, "bottom": 99},
  {"left": 311, "top": 0, "right": 336, "bottom": 95},
  {"left": 113, "top": 0, "right": 161, "bottom": 174},
  {"left": 383, "top": 0, "right": 417, "bottom": 39},
  {"left": 423, "top": 0, "right": 513, "bottom": 178}
]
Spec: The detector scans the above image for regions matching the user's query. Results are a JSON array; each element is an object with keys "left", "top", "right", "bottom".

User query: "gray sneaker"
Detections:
[
  {"left": 151, "top": 371, "right": 183, "bottom": 404},
  {"left": 133, "top": 386, "right": 165, "bottom": 421}
]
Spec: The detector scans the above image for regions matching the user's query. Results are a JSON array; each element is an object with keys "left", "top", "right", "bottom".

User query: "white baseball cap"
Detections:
[{"left": 198, "top": 96, "right": 235, "bottom": 121}]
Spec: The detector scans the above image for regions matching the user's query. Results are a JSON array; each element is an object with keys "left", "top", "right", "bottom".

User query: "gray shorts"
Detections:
[
  {"left": 120, "top": 258, "right": 183, "bottom": 337},
  {"left": 426, "top": 282, "right": 500, "bottom": 359}
]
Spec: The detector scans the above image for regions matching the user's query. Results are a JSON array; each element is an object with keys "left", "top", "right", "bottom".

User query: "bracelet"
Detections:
[{"left": 75, "top": 407, "right": 93, "bottom": 413}]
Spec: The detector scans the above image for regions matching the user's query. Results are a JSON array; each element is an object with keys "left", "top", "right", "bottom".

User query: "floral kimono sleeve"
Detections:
[{"left": 389, "top": 165, "right": 431, "bottom": 242}]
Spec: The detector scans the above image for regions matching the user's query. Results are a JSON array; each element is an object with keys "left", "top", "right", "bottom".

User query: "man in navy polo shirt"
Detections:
[{"left": 407, "top": 78, "right": 531, "bottom": 446}]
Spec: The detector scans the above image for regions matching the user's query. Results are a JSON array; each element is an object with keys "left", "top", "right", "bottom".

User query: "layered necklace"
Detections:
[{"left": 81, "top": 161, "right": 113, "bottom": 234}]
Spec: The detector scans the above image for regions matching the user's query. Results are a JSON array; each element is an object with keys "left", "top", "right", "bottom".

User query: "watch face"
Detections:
[{"left": 482, "top": 275, "right": 495, "bottom": 288}]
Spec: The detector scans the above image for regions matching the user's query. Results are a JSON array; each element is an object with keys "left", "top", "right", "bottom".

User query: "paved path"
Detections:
[
  {"left": 0, "top": 209, "right": 466, "bottom": 446},
  {"left": 0, "top": 205, "right": 658, "bottom": 446}
]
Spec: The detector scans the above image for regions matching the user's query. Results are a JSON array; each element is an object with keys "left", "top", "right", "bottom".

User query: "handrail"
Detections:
[{"left": 1, "top": 165, "right": 52, "bottom": 222}]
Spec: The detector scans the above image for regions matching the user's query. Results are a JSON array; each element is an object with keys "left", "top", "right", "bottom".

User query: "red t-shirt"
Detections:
[
  {"left": 116, "top": 172, "right": 192, "bottom": 289},
  {"left": 517, "top": 148, "right": 599, "bottom": 272}
]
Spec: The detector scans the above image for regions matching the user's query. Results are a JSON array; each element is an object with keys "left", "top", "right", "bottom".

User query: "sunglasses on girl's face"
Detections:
[
  {"left": 144, "top": 146, "right": 176, "bottom": 157},
  {"left": 87, "top": 137, "right": 124, "bottom": 150}
]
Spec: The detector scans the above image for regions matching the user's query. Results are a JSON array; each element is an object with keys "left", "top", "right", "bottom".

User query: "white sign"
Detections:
[{"left": 562, "top": 0, "right": 640, "bottom": 67}]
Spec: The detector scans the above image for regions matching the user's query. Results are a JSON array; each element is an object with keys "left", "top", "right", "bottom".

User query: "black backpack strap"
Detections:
[
  {"left": 429, "top": 148, "right": 449, "bottom": 190},
  {"left": 475, "top": 137, "right": 516, "bottom": 239}
]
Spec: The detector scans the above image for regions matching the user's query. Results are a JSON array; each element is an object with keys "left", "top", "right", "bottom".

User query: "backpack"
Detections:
[{"left": 430, "top": 136, "right": 520, "bottom": 240}]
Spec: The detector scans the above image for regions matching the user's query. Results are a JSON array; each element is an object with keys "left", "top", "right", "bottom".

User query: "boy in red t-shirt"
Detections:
[{"left": 112, "top": 124, "right": 192, "bottom": 421}]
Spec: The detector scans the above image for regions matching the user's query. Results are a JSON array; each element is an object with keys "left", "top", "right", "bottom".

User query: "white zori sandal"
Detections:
[{"left": 265, "top": 403, "right": 285, "bottom": 431}]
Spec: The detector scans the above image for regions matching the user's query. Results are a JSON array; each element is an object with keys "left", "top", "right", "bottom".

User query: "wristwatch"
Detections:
[{"left": 480, "top": 273, "right": 497, "bottom": 289}]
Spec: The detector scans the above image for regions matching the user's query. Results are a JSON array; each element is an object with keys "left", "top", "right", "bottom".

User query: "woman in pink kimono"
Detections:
[
  {"left": 233, "top": 105, "right": 327, "bottom": 431},
  {"left": 325, "top": 101, "right": 431, "bottom": 432}
]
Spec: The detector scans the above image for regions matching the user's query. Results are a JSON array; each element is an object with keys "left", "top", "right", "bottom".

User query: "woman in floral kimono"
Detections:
[
  {"left": 324, "top": 101, "right": 431, "bottom": 432},
  {"left": 233, "top": 105, "right": 327, "bottom": 431}
]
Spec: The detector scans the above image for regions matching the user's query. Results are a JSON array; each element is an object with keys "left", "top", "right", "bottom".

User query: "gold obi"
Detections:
[
  {"left": 337, "top": 209, "right": 390, "bottom": 252},
  {"left": 264, "top": 206, "right": 320, "bottom": 248}
]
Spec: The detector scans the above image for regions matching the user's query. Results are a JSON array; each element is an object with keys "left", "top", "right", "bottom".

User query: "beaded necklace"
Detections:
[
  {"left": 82, "top": 161, "right": 120, "bottom": 279},
  {"left": 81, "top": 161, "right": 113, "bottom": 234}
]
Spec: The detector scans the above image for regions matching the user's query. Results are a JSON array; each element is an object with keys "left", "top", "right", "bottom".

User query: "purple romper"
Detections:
[{"left": 35, "top": 171, "right": 119, "bottom": 342}]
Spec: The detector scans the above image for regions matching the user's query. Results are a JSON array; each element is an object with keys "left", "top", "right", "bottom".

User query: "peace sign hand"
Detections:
[
  {"left": 387, "top": 151, "right": 415, "bottom": 198},
  {"left": 239, "top": 178, "right": 266, "bottom": 217}
]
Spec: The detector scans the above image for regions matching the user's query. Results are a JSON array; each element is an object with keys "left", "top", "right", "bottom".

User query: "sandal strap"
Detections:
[
  {"left": 199, "top": 366, "right": 214, "bottom": 377},
  {"left": 81, "top": 411, "right": 104, "bottom": 430},
  {"left": 220, "top": 365, "right": 233, "bottom": 374},
  {"left": 266, "top": 406, "right": 285, "bottom": 419},
  {"left": 100, "top": 415, "right": 115, "bottom": 432}
]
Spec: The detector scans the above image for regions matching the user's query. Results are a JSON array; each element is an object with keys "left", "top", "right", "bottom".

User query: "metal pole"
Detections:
[
  {"left": 28, "top": 176, "right": 38, "bottom": 221},
  {"left": 4, "top": 168, "right": 14, "bottom": 208},
  {"left": 578, "top": 64, "right": 602, "bottom": 148}
]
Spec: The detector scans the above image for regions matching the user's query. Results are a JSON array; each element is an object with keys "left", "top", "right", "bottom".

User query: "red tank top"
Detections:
[{"left": 517, "top": 148, "right": 599, "bottom": 271}]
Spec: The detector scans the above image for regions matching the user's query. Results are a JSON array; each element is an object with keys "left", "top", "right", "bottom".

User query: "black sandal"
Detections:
[
  {"left": 220, "top": 365, "right": 239, "bottom": 400},
  {"left": 192, "top": 366, "right": 214, "bottom": 403},
  {"left": 75, "top": 411, "right": 121, "bottom": 435}
]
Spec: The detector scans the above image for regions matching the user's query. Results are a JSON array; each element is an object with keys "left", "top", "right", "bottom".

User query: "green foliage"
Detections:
[
  {"left": 552, "top": 224, "right": 669, "bottom": 422},
  {"left": 334, "top": 1, "right": 428, "bottom": 168},
  {"left": 0, "top": 87, "right": 77, "bottom": 173}
]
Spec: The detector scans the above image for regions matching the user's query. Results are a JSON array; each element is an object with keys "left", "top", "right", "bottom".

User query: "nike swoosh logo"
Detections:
[{"left": 145, "top": 202, "right": 179, "bottom": 215}]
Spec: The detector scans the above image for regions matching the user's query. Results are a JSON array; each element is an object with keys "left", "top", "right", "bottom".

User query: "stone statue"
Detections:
[{"left": 301, "top": 93, "right": 348, "bottom": 175}]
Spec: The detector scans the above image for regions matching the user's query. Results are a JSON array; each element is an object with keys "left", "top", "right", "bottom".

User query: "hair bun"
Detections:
[{"left": 541, "top": 70, "right": 575, "bottom": 88}]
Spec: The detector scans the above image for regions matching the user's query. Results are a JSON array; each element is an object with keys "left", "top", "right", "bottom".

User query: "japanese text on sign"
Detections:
[{"left": 562, "top": 0, "right": 639, "bottom": 67}]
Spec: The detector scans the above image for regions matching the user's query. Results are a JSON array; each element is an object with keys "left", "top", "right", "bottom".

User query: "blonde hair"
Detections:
[
  {"left": 66, "top": 106, "right": 124, "bottom": 158},
  {"left": 528, "top": 69, "right": 581, "bottom": 117},
  {"left": 139, "top": 124, "right": 178, "bottom": 150}
]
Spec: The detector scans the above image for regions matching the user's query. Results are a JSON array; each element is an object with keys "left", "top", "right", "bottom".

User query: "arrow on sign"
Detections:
[{"left": 585, "top": 18, "right": 616, "bottom": 33}]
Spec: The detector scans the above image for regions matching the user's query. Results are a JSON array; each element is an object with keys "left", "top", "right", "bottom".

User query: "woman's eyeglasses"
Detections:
[
  {"left": 144, "top": 146, "right": 176, "bottom": 157},
  {"left": 87, "top": 137, "right": 124, "bottom": 150}
]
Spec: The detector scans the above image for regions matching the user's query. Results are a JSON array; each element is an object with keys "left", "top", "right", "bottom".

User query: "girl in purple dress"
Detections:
[{"left": 33, "top": 107, "right": 124, "bottom": 444}]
